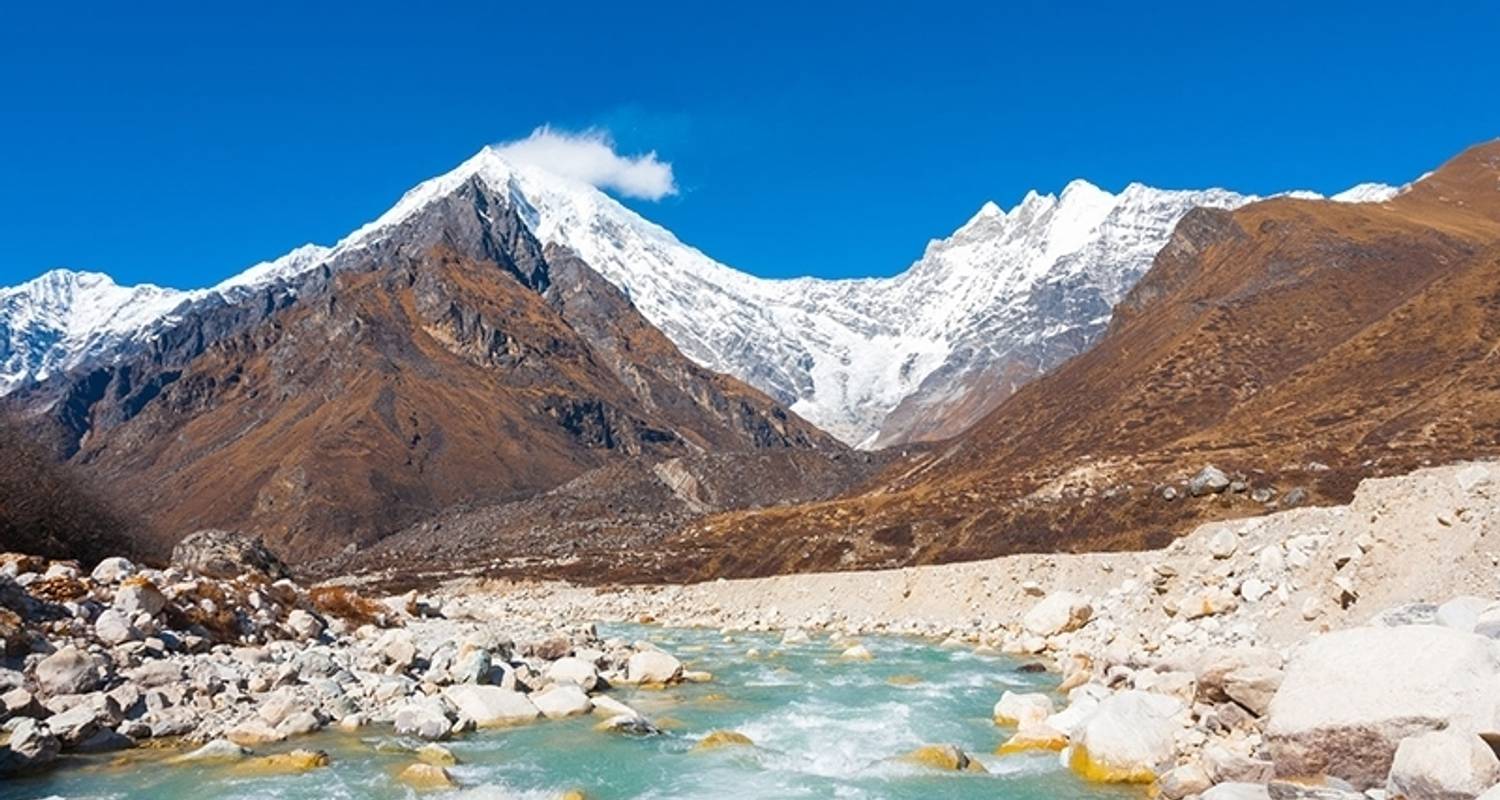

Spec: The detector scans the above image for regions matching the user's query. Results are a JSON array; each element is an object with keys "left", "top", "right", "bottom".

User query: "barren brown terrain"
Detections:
[
  {"left": 10, "top": 180, "right": 841, "bottom": 562},
  {"left": 634, "top": 140, "right": 1500, "bottom": 581}
]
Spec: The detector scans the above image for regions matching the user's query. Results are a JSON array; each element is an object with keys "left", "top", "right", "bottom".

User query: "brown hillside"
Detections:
[
  {"left": 17, "top": 182, "right": 839, "bottom": 562},
  {"left": 653, "top": 140, "right": 1500, "bottom": 581}
]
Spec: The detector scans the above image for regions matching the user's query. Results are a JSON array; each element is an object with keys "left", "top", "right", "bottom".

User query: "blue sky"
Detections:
[{"left": 3, "top": 1, "right": 1498, "bottom": 287}]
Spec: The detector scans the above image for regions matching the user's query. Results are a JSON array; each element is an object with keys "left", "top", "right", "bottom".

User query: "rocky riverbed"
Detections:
[
  {"left": 3, "top": 461, "right": 1500, "bottom": 799},
  {"left": 455, "top": 460, "right": 1500, "bottom": 799}
]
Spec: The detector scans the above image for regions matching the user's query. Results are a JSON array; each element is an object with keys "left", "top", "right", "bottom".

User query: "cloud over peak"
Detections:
[{"left": 492, "top": 126, "right": 678, "bottom": 201}]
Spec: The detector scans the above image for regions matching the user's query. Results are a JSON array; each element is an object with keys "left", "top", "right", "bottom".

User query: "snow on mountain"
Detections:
[
  {"left": 0, "top": 243, "right": 328, "bottom": 395},
  {"left": 0, "top": 145, "right": 1396, "bottom": 447}
]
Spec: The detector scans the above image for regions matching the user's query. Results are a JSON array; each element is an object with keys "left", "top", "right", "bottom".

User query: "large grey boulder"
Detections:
[
  {"left": 171, "top": 529, "right": 289, "bottom": 580},
  {"left": 1386, "top": 730, "right": 1500, "bottom": 800},
  {"left": 0, "top": 718, "right": 60, "bottom": 775},
  {"left": 1190, "top": 465, "right": 1232, "bottom": 496},
  {"left": 34, "top": 646, "right": 102, "bottom": 697},
  {"left": 1265, "top": 625, "right": 1500, "bottom": 790}
]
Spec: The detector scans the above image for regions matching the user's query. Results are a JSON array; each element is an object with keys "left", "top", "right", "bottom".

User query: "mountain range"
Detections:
[
  {"left": 655, "top": 139, "right": 1500, "bottom": 581},
  {"left": 0, "top": 149, "right": 1398, "bottom": 448}
]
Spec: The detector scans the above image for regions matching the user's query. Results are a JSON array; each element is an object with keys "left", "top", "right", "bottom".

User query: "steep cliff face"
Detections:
[
  {"left": 658, "top": 140, "right": 1500, "bottom": 581},
  {"left": 11, "top": 181, "right": 838, "bottom": 561}
]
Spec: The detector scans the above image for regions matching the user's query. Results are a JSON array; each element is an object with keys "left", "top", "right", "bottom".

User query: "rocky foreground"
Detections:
[
  {"left": 464, "top": 460, "right": 1500, "bottom": 799},
  {"left": 0, "top": 530, "right": 697, "bottom": 789},
  {"left": 4, "top": 461, "right": 1500, "bottom": 799}
]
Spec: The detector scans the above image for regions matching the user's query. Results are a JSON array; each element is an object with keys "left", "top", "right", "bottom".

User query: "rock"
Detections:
[
  {"left": 232, "top": 749, "right": 330, "bottom": 775},
  {"left": 693, "top": 730, "right": 754, "bottom": 751},
  {"left": 528, "top": 635, "right": 572, "bottom": 660},
  {"left": 1373, "top": 603, "right": 1440, "bottom": 627},
  {"left": 545, "top": 657, "right": 599, "bottom": 691},
  {"left": 441, "top": 685, "right": 540, "bottom": 727},
  {"left": 625, "top": 650, "right": 683, "bottom": 685},
  {"left": 597, "top": 714, "right": 661, "bottom": 736},
  {"left": 1190, "top": 466, "right": 1233, "bottom": 496},
  {"left": 172, "top": 529, "right": 290, "bottom": 580},
  {"left": 451, "top": 647, "right": 491, "bottom": 684},
  {"left": 1240, "top": 578, "right": 1273, "bottom": 603},
  {"left": 226, "top": 718, "right": 285, "bottom": 746},
  {"left": 1209, "top": 528, "right": 1240, "bottom": 558},
  {"left": 1203, "top": 743, "right": 1275, "bottom": 784},
  {"left": 376, "top": 629, "right": 418, "bottom": 670},
  {"left": 114, "top": 578, "right": 167, "bottom": 618},
  {"left": 1266, "top": 625, "right": 1500, "bottom": 790},
  {"left": 173, "top": 738, "right": 250, "bottom": 763},
  {"left": 44, "top": 703, "right": 102, "bottom": 746},
  {"left": 1174, "top": 586, "right": 1239, "bottom": 619},
  {"left": 1156, "top": 764, "right": 1214, "bottom": 799},
  {"left": 399, "top": 762, "right": 457, "bottom": 790},
  {"left": 93, "top": 607, "right": 137, "bottom": 645},
  {"left": 780, "top": 628, "right": 810, "bottom": 645},
  {"left": 993, "top": 691, "right": 1054, "bottom": 727},
  {"left": 839, "top": 644, "right": 873, "bottom": 660},
  {"left": 394, "top": 698, "right": 453, "bottom": 740},
  {"left": 285, "top": 609, "right": 325, "bottom": 641},
  {"left": 276, "top": 711, "right": 323, "bottom": 738},
  {"left": 1282, "top": 487, "right": 1308, "bottom": 507},
  {"left": 416, "top": 743, "right": 458, "bottom": 767},
  {"left": 1223, "top": 666, "right": 1283, "bottom": 717},
  {"left": 995, "top": 723, "right": 1067, "bottom": 755},
  {"left": 1386, "top": 729, "right": 1500, "bottom": 800},
  {"left": 900, "top": 744, "right": 987, "bottom": 773},
  {"left": 1023, "top": 591, "right": 1093, "bottom": 636},
  {"left": 35, "top": 646, "right": 102, "bottom": 696},
  {"left": 1436, "top": 596, "right": 1493, "bottom": 633},
  {"left": 0, "top": 718, "right": 60, "bottom": 774},
  {"left": 1067, "top": 690, "right": 1183, "bottom": 783},
  {"left": 531, "top": 684, "right": 592, "bottom": 719},
  {"left": 89, "top": 557, "right": 135, "bottom": 584},
  {"left": 0, "top": 607, "right": 25, "bottom": 657},
  {"left": 1203, "top": 784, "right": 1272, "bottom": 800}
]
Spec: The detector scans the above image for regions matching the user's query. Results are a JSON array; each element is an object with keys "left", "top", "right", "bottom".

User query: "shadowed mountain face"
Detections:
[
  {"left": 10, "top": 178, "right": 841, "bottom": 561},
  {"left": 656, "top": 140, "right": 1500, "bottom": 581}
]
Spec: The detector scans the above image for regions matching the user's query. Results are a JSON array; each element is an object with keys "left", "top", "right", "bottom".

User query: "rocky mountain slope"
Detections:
[
  {"left": 652, "top": 139, "right": 1500, "bottom": 580},
  {"left": 7, "top": 176, "right": 840, "bottom": 562},
  {"left": 0, "top": 148, "right": 1393, "bottom": 448}
]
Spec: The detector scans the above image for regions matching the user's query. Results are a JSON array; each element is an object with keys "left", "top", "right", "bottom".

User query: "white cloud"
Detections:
[{"left": 493, "top": 126, "right": 678, "bottom": 201}]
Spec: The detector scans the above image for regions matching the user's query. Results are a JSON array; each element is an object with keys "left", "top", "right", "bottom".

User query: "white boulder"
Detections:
[
  {"left": 1067, "top": 690, "right": 1183, "bottom": 783},
  {"left": 1024, "top": 592, "right": 1093, "bottom": 637},
  {"left": 441, "top": 685, "right": 540, "bottom": 727},
  {"left": 993, "top": 691, "right": 1054, "bottom": 727},
  {"left": 1265, "top": 625, "right": 1500, "bottom": 790},
  {"left": 1386, "top": 729, "right": 1500, "bottom": 800},
  {"left": 531, "top": 684, "right": 592, "bottom": 719},
  {"left": 625, "top": 650, "right": 683, "bottom": 685}
]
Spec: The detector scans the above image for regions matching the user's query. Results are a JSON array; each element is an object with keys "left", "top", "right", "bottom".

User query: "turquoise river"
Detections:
[{"left": 1, "top": 625, "right": 1142, "bottom": 799}]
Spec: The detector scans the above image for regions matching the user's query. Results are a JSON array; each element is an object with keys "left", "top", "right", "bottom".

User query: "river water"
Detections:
[{"left": 2, "top": 625, "right": 1140, "bottom": 799}]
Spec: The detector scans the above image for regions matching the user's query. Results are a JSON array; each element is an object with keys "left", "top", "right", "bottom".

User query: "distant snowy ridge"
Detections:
[{"left": 0, "top": 147, "right": 1403, "bottom": 445}]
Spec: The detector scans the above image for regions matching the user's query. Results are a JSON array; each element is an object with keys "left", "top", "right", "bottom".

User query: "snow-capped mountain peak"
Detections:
[{"left": 0, "top": 145, "right": 1398, "bottom": 447}]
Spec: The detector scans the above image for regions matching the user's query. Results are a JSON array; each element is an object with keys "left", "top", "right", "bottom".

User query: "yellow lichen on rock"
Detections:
[
  {"left": 232, "top": 749, "right": 331, "bottom": 775},
  {"left": 995, "top": 724, "right": 1068, "bottom": 755},
  {"left": 1067, "top": 744, "right": 1156, "bottom": 784},
  {"left": 692, "top": 730, "right": 754, "bottom": 751},
  {"left": 900, "top": 744, "right": 987, "bottom": 773},
  {"left": 416, "top": 743, "right": 458, "bottom": 767},
  {"left": 398, "top": 762, "right": 457, "bottom": 790}
]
